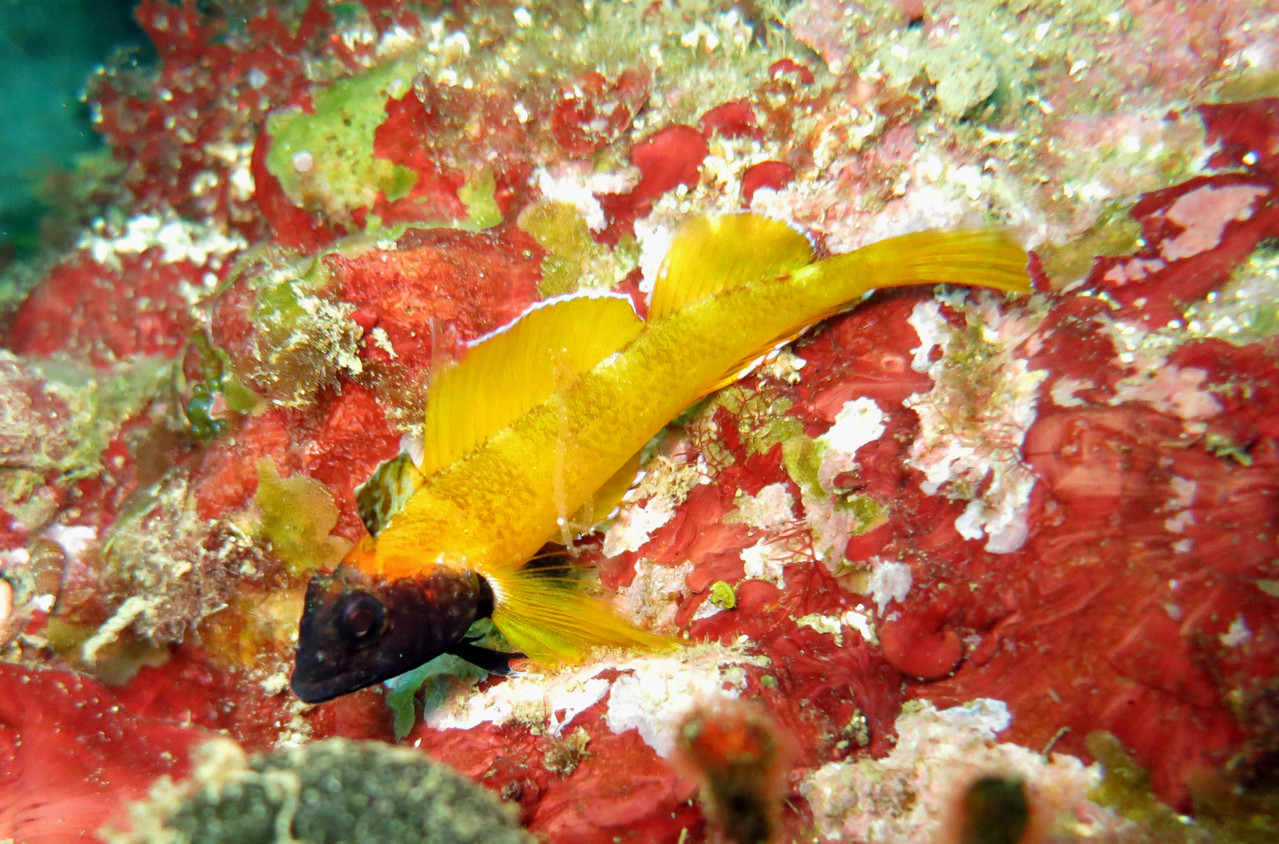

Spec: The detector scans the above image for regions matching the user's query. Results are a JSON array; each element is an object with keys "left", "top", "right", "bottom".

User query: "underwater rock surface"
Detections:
[{"left": 1, "top": 1, "right": 1277, "bottom": 842}]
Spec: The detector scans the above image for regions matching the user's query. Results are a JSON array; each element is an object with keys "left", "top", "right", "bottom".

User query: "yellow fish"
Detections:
[{"left": 290, "top": 213, "right": 1029, "bottom": 702}]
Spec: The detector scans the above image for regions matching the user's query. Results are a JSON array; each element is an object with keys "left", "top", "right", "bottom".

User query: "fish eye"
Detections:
[{"left": 337, "top": 593, "right": 385, "bottom": 646}]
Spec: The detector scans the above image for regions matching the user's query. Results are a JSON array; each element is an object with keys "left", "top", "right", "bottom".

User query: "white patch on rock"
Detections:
[
  {"left": 427, "top": 667, "right": 612, "bottom": 736},
  {"left": 1161, "top": 183, "right": 1267, "bottom": 261},
  {"left": 614, "top": 558, "right": 693, "bottom": 633},
  {"left": 795, "top": 608, "right": 877, "bottom": 647},
  {"left": 726, "top": 482, "right": 795, "bottom": 530},
  {"left": 1100, "top": 317, "right": 1224, "bottom": 420},
  {"left": 604, "top": 645, "right": 769, "bottom": 757},
  {"left": 1112, "top": 364, "right": 1223, "bottom": 420},
  {"left": 426, "top": 645, "right": 769, "bottom": 757},
  {"left": 43, "top": 524, "right": 98, "bottom": 565},
  {"left": 819, "top": 397, "right": 886, "bottom": 457},
  {"left": 636, "top": 219, "right": 676, "bottom": 302},
  {"left": 795, "top": 612, "right": 845, "bottom": 643},
  {"left": 601, "top": 497, "right": 676, "bottom": 556},
  {"left": 868, "top": 559, "right": 913, "bottom": 615},
  {"left": 534, "top": 166, "right": 633, "bottom": 232},
  {"left": 1049, "top": 376, "right": 1092, "bottom": 407},
  {"left": 77, "top": 213, "right": 246, "bottom": 272},
  {"left": 1220, "top": 616, "right": 1251, "bottom": 647},
  {"left": 740, "top": 537, "right": 799, "bottom": 588},
  {"left": 907, "top": 299, "right": 948, "bottom": 372},
  {"left": 904, "top": 294, "right": 1047, "bottom": 554},
  {"left": 801, "top": 699, "right": 1122, "bottom": 842}
]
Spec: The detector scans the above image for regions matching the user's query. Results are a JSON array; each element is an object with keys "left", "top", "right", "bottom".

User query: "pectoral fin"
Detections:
[{"left": 355, "top": 453, "right": 426, "bottom": 536}]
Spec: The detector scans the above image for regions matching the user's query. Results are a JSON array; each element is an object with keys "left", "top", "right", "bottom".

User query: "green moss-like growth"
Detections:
[
  {"left": 234, "top": 253, "right": 364, "bottom": 408},
  {"left": 1089, "top": 731, "right": 1279, "bottom": 843},
  {"left": 253, "top": 459, "right": 350, "bottom": 576},
  {"left": 777, "top": 432, "right": 890, "bottom": 524},
  {"left": 717, "top": 386, "right": 805, "bottom": 457},
  {"left": 781, "top": 435, "right": 823, "bottom": 498},
  {"left": 1087, "top": 732, "right": 1210, "bottom": 842},
  {"left": 265, "top": 59, "right": 418, "bottom": 223},
  {"left": 781, "top": 433, "right": 887, "bottom": 556},
  {"left": 457, "top": 166, "right": 503, "bottom": 230},
  {"left": 708, "top": 580, "right": 738, "bottom": 610},
  {"left": 518, "top": 200, "right": 623, "bottom": 298},
  {"left": 1037, "top": 202, "right": 1144, "bottom": 289},
  {"left": 182, "top": 334, "right": 262, "bottom": 440},
  {"left": 108, "top": 738, "right": 535, "bottom": 844}
]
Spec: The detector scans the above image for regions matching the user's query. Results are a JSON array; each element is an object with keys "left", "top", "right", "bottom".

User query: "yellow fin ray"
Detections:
[
  {"left": 420, "top": 293, "right": 643, "bottom": 477},
  {"left": 804, "top": 228, "right": 1031, "bottom": 311},
  {"left": 683, "top": 227, "right": 1028, "bottom": 396},
  {"left": 649, "top": 213, "right": 814, "bottom": 320},
  {"left": 490, "top": 568, "right": 677, "bottom": 664}
]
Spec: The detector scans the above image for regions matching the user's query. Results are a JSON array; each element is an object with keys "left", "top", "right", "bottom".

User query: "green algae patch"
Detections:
[
  {"left": 518, "top": 200, "right": 633, "bottom": 298},
  {"left": 782, "top": 433, "right": 887, "bottom": 563},
  {"left": 717, "top": 385, "right": 804, "bottom": 457},
  {"left": 182, "top": 334, "right": 262, "bottom": 440},
  {"left": 42, "top": 613, "right": 171, "bottom": 685},
  {"left": 708, "top": 580, "right": 737, "bottom": 610},
  {"left": 265, "top": 59, "right": 418, "bottom": 223},
  {"left": 1086, "top": 731, "right": 1279, "bottom": 843},
  {"left": 1037, "top": 203, "right": 1143, "bottom": 289},
  {"left": 458, "top": 167, "right": 503, "bottom": 230},
  {"left": 0, "top": 353, "right": 171, "bottom": 533},
  {"left": 238, "top": 253, "right": 364, "bottom": 408},
  {"left": 253, "top": 459, "right": 350, "bottom": 576}
]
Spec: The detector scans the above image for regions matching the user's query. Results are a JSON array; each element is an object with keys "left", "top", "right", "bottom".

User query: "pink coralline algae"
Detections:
[{"left": 1, "top": 1, "right": 1278, "bottom": 843}]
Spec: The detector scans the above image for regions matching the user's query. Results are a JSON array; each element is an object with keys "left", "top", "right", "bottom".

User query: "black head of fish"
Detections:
[{"left": 290, "top": 564, "right": 494, "bottom": 703}]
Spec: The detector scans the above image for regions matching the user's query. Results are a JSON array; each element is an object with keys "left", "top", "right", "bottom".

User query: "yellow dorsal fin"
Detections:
[
  {"left": 490, "top": 566, "right": 678, "bottom": 664},
  {"left": 648, "top": 213, "right": 815, "bottom": 320},
  {"left": 420, "top": 293, "right": 643, "bottom": 476}
]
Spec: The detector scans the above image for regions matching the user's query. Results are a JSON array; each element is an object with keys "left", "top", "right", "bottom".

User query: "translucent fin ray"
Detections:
[{"left": 490, "top": 568, "right": 677, "bottom": 664}]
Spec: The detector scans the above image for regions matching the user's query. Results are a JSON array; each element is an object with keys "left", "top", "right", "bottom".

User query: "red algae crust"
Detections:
[{"left": 2, "top": 1, "right": 1278, "bottom": 842}]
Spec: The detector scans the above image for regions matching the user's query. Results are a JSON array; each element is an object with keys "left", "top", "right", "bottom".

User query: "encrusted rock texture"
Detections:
[{"left": 1, "top": 1, "right": 1277, "bottom": 842}]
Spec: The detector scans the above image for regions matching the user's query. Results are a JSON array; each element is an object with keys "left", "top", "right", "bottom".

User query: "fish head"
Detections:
[{"left": 290, "top": 563, "right": 493, "bottom": 703}]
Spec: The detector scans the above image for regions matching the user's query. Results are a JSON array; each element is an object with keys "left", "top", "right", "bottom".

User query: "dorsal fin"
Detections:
[
  {"left": 648, "top": 213, "right": 815, "bottom": 320},
  {"left": 420, "top": 293, "right": 643, "bottom": 476}
]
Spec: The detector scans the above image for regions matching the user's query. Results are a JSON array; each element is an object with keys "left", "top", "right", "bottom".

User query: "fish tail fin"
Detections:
[
  {"left": 488, "top": 566, "right": 678, "bottom": 664},
  {"left": 811, "top": 229, "right": 1031, "bottom": 297}
]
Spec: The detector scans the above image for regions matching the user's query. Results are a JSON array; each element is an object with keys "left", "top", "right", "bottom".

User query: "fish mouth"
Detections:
[
  {"left": 290, "top": 662, "right": 376, "bottom": 705},
  {"left": 290, "top": 564, "right": 493, "bottom": 704}
]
